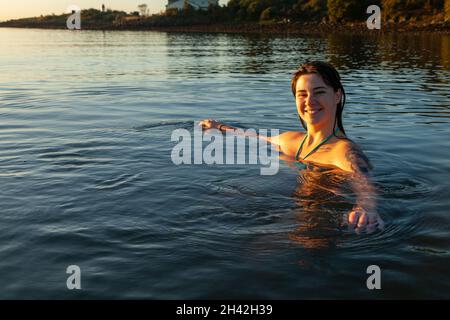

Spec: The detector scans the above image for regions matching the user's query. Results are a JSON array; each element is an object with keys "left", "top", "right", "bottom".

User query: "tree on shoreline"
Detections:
[
  {"left": 446, "top": 0, "right": 450, "bottom": 21},
  {"left": 138, "top": 4, "right": 149, "bottom": 17},
  {"left": 327, "top": 0, "right": 379, "bottom": 22}
]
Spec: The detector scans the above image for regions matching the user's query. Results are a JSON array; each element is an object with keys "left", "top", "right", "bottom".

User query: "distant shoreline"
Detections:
[{"left": 1, "top": 22, "right": 449, "bottom": 35}]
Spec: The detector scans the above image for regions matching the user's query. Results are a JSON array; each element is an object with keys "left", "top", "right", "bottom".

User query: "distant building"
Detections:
[{"left": 166, "top": 0, "right": 219, "bottom": 11}]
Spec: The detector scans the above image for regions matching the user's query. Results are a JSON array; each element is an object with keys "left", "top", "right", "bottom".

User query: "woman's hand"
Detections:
[
  {"left": 344, "top": 205, "right": 385, "bottom": 234},
  {"left": 199, "top": 119, "right": 221, "bottom": 130}
]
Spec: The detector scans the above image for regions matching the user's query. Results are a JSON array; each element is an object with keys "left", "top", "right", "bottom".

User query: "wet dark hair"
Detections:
[{"left": 291, "top": 61, "right": 346, "bottom": 135}]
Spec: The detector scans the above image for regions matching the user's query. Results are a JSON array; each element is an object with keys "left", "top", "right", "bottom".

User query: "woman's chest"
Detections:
[{"left": 298, "top": 143, "right": 341, "bottom": 168}]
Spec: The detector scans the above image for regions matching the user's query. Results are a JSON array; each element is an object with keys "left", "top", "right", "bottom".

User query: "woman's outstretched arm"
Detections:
[
  {"left": 199, "top": 119, "right": 261, "bottom": 139},
  {"left": 198, "top": 119, "right": 302, "bottom": 157},
  {"left": 336, "top": 141, "right": 385, "bottom": 234}
]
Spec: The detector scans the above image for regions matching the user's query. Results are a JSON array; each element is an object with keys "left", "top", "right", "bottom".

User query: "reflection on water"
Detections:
[
  {"left": 288, "top": 165, "right": 353, "bottom": 250},
  {"left": 0, "top": 28, "right": 449, "bottom": 299}
]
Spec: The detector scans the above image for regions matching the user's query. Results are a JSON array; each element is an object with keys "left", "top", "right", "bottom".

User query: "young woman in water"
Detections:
[{"left": 199, "top": 61, "right": 384, "bottom": 234}]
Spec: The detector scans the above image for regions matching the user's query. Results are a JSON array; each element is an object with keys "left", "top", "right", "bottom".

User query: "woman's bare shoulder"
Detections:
[
  {"left": 333, "top": 138, "right": 373, "bottom": 173},
  {"left": 279, "top": 131, "right": 305, "bottom": 141},
  {"left": 268, "top": 131, "right": 304, "bottom": 144},
  {"left": 275, "top": 131, "right": 305, "bottom": 156}
]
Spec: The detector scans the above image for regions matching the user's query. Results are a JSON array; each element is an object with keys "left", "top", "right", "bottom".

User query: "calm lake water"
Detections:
[{"left": 0, "top": 28, "right": 449, "bottom": 299}]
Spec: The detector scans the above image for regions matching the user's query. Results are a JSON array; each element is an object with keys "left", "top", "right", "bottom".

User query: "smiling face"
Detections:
[{"left": 295, "top": 74, "right": 342, "bottom": 131}]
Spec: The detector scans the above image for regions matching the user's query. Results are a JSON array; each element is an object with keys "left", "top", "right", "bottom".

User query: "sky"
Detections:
[{"left": 0, "top": 0, "right": 229, "bottom": 21}]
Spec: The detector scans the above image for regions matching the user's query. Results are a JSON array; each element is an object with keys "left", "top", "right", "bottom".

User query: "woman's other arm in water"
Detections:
[
  {"left": 198, "top": 119, "right": 302, "bottom": 157},
  {"left": 336, "top": 141, "right": 385, "bottom": 233},
  {"left": 199, "top": 119, "right": 257, "bottom": 137}
]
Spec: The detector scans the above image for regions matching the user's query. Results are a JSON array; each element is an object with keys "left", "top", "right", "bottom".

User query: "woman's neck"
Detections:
[{"left": 306, "top": 124, "right": 336, "bottom": 146}]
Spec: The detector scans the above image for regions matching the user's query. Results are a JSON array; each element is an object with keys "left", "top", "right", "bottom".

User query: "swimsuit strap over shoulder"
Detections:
[
  {"left": 295, "top": 134, "right": 308, "bottom": 161},
  {"left": 295, "top": 128, "right": 339, "bottom": 161}
]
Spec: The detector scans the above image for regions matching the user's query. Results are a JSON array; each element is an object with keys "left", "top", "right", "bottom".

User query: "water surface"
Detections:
[{"left": 0, "top": 28, "right": 449, "bottom": 298}]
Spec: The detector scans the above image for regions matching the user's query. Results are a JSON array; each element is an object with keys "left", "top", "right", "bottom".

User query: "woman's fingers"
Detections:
[
  {"left": 357, "top": 213, "right": 368, "bottom": 228},
  {"left": 348, "top": 210, "right": 359, "bottom": 228},
  {"left": 347, "top": 209, "right": 384, "bottom": 234},
  {"left": 368, "top": 213, "right": 378, "bottom": 225},
  {"left": 377, "top": 216, "right": 385, "bottom": 231},
  {"left": 199, "top": 119, "right": 218, "bottom": 129},
  {"left": 364, "top": 214, "right": 378, "bottom": 234},
  {"left": 199, "top": 119, "right": 212, "bottom": 128},
  {"left": 354, "top": 212, "right": 368, "bottom": 234},
  {"left": 365, "top": 223, "right": 378, "bottom": 234}
]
